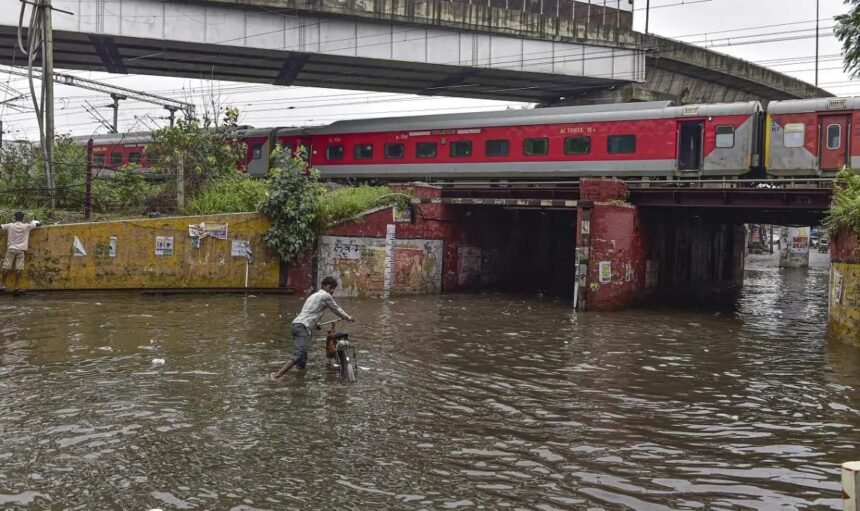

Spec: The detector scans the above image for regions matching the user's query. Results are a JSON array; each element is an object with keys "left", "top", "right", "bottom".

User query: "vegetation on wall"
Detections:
[
  {"left": 825, "top": 169, "right": 860, "bottom": 235},
  {"left": 260, "top": 148, "right": 411, "bottom": 262}
]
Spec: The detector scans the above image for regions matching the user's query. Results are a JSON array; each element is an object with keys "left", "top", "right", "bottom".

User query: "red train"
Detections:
[{"left": 72, "top": 97, "right": 859, "bottom": 180}]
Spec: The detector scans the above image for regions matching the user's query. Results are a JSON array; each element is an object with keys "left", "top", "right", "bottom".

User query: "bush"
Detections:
[
  {"left": 260, "top": 149, "right": 411, "bottom": 263},
  {"left": 186, "top": 173, "right": 268, "bottom": 215},
  {"left": 825, "top": 169, "right": 860, "bottom": 235},
  {"left": 90, "top": 168, "right": 154, "bottom": 214}
]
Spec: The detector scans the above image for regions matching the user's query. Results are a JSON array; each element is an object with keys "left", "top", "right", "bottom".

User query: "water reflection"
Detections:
[{"left": 0, "top": 252, "right": 855, "bottom": 509}]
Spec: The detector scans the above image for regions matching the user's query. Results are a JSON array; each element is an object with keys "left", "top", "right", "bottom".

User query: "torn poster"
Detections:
[
  {"left": 188, "top": 223, "right": 228, "bottom": 240},
  {"left": 108, "top": 236, "right": 117, "bottom": 257},
  {"left": 73, "top": 236, "right": 87, "bottom": 257}
]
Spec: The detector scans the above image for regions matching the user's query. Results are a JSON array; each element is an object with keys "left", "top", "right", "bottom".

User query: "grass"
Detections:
[
  {"left": 185, "top": 174, "right": 269, "bottom": 216},
  {"left": 315, "top": 185, "right": 401, "bottom": 229}
]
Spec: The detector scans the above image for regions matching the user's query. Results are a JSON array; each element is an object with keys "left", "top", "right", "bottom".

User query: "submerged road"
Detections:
[{"left": 0, "top": 250, "right": 855, "bottom": 510}]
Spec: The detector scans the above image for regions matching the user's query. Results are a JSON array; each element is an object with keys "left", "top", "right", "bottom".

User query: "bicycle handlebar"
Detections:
[{"left": 317, "top": 317, "right": 354, "bottom": 328}]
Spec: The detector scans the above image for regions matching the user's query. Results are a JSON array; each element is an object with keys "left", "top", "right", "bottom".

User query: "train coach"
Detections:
[
  {"left": 301, "top": 101, "right": 764, "bottom": 180},
  {"left": 72, "top": 96, "right": 860, "bottom": 181}
]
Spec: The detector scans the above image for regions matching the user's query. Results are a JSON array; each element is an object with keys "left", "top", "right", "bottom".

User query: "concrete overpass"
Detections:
[{"left": 0, "top": 0, "right": 827, "bottom": 104}]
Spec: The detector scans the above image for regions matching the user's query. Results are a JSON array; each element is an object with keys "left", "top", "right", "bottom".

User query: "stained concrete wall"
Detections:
[
  {"left": 2, "top": 212, "right": 280, "bottom": 290},
  {"left": 829, "top": 229, "right": 860, "bottom": 346}
]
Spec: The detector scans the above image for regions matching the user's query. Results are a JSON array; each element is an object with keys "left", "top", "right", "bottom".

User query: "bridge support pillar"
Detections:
[{"left": 576, "top": 179, "right": 646, "bottom": 312}]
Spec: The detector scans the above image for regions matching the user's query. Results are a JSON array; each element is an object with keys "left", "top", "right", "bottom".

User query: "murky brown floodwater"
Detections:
[{"left": 1, "top": 251, "right": 858, "bottom": 510}]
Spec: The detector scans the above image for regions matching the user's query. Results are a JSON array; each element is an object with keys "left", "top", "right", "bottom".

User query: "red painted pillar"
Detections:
[{"left": 576, "top": 178, "right": 646, "bottom": 311}]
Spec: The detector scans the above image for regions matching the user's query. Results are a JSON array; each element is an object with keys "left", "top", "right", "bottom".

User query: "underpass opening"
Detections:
[{"left": 455, "top": 206, "right": 577, "bottom": 298}]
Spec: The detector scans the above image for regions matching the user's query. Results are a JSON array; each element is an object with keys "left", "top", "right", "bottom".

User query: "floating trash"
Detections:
[{"left": 152, "top": 359, "right": 165, "bottom": 366}]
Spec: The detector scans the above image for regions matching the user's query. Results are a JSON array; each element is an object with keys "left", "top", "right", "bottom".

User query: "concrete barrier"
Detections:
[{"left": 1, "top": 212, "right": 281, "bottom": 290}]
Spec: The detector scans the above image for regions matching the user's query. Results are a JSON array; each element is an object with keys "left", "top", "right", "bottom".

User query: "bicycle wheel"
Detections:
[{"left": 338, "top": 349, "right": 357, "bottom": 383}]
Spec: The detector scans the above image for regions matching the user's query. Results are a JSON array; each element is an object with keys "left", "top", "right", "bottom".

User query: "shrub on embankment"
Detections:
[
  {"left": 260, "top": 149, "right": 409, "bottom": 263},
  {"left": 825, "top": 170, "right": 860, "bottom": 237}
]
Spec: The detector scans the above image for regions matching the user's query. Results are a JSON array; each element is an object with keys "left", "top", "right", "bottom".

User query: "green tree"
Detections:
[
  {"left": 260, "top": 148, "right": 322, "bottom": 263},
  {"left": 836, "top": 1, "right": 860, "bottom": 78},
  {"left": 146, "top": 107, "right": 247, "bottom": 204}
]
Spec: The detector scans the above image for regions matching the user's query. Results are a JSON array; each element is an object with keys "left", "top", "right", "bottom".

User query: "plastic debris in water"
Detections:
[{"left": 152, "top": 358, "right": 165, "bottom": 366}]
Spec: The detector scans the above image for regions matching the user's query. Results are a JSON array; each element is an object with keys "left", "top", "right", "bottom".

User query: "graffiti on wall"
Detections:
[{"left": 318, "top": 235, "right": 443, "bottom": 297}]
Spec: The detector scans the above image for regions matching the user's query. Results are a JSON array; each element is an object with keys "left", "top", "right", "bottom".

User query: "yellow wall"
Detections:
[
  {"left": 829, "top": 262, "right": 860, "bottom": 346},
  {"left": 1, "top": 212, "right": 281, "bottom": 290}
]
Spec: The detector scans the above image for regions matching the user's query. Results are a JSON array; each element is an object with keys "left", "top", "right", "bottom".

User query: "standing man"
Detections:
[
  {"left": 1, "top": 211, "right": 41, "bottom": 293},
  {"left": 271, "top": 276, "right": 354, "bottom": 381}
]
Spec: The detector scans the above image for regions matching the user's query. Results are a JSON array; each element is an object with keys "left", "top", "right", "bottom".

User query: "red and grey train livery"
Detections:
[{"left": 74, "top": 96, "right": 860, "bottom": 180}]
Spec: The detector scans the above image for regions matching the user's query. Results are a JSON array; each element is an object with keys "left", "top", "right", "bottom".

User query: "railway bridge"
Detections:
[
  {"left": 0, "top": 0, "right": 828, "bottom": 104},
  {"left": 408, "top": 178, "right": 832, "bottom": 310}
]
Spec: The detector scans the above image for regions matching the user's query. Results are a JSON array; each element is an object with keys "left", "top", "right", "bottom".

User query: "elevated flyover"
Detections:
[{"left": 0, "top": 0, "right": 826, "bottom": 103}]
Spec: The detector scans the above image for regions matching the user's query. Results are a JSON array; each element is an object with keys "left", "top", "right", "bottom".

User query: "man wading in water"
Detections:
[{"left": 270, "top": 276, "right": 354, "bottom": 381}]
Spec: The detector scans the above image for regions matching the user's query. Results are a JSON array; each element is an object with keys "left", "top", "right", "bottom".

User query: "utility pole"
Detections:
[
  {"left": 176, "top": 154, "right": 184, "bottom": 212},
  {"left": 43, "top": 0, "right": 56, "bottom": 209},
  {"left": 645, "top": 0, "right": 650, "bottom": 34},
  {"left": 816, "top": 0, "right": 820, "bottom": 87},
  {"left": 84, "top": 139, "right": 93, "bottom": 219},
  {"left": 109, "top": 93, "right": 126, "bottom": 133},
  {"left": 165, "top": 106, "right": 178, "bottom": 127}
]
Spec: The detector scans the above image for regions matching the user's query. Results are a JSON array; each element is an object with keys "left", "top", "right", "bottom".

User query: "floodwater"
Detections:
[{"left": 1, "top": 251, "right": 858, "bottom": 510}]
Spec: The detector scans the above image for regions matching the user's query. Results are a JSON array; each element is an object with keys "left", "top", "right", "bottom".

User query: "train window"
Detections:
[
  {"left": 326, "top": 145, "right": 344, "bottom": 160},
  {"left": 111, "top": 152, "right": 123, "bottom": 166},
  {"left": 715, "top": 126, "right": 735, "bottom": 148},
  {"left": 354, "top": 144, "right": 373, "bottom": 160},
  {"left": 251, "top": 143, "right": 263, "bottom": 160},
  {"left": 827, "top": 124, "right": 842, "bottom": 150},
  {"left": 450, "top": 141, "right": 472, "bottom": 158},
  {"left": 416, "top": 142, "right": 437, "bottom": 158},
  {"left": 384, "top": 143, "right": 405, "bottom": 159},
  {"left": 128, "top": 152, "right": 141, "bottom": 165},
  {"left": 607, "top": 135, "right": 636, "bottom": 154},
  {"left": 485, "top": 139, "right": 509, "bottom": 157},
  {"left": 784, "top": 123, "right": 805, "bottom": 148},
  {"left": 93, "top": 154, "right": 105, "bottom": 167},
  {"left": 524, "top": 138, "right": 549, "bottom": 156},
  {"left": 564, "top": 136, "right": 591, "bottom": 155}
]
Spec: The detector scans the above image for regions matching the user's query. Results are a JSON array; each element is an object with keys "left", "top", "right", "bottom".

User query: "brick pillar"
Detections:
[
  {"left": 393, "top": 183, "right": 463, "bottom": 291},
  {"left": 576, "top": 178, "right": 646, "bottom": 311}
]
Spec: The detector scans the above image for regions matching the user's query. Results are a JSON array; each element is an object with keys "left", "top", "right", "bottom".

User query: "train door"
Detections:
[
  {"left": 819, "top": 114, "right": 850, "bottom": 171},
  {"left": 677, "top": 120, "right": 704, "bottom": 172}
]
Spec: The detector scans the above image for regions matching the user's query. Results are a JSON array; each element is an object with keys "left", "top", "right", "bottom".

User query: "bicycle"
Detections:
[{"left": 318, "top": 318, "right": 358, "bottom": 383}]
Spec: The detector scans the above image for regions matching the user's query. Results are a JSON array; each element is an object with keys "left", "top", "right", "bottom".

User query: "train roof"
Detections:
[
  {"left": 304, "top": 101, "right": 762, "bottom": 134},
  {"left": 69, "top": 132, "right": 153, "bottom": 145},
  {"left": 767, "top": 97, "right": 860, "bottom": 114}
]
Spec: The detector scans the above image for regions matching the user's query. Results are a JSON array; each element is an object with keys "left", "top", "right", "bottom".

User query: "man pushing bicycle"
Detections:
[{"left": 270, "top": 276, "right": 354, "bottom": 381}]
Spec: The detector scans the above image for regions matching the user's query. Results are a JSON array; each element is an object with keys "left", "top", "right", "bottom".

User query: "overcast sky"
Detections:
[{"left": 0, "top": 0, "right": 853, "bottom": 141}]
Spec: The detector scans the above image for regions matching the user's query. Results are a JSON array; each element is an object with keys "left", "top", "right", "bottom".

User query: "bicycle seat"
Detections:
[{"left": 328, "top": 332, "right": 349, "bottom": 341}]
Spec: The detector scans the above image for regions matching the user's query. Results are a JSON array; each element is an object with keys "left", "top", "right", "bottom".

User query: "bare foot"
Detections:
[{"left": 270, "top": 372, "right": 282, "bottom": 382}]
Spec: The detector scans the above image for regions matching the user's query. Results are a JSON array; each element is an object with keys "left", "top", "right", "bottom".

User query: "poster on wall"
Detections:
[
  {"left": 108, "top": 236, "right": 117, "bottom": 257},
  {"left": 835, "top": 271, "right": 845, "bottom": 305},
  {"left": 155, "top": 236, "right": 174, "bottom": 256},
  {"left": 72, "top": 236, "right": 87, "bottom": 257},
  {"left": 598, "top": 261, "right": 612, "bottom": 284},
  {"left": 318, "top": 235, "right": 443, "bottom": 297},
  {"left": 458, "top": 246, "right": 482, "bottom": 286},
  {"left": 188, "top": 223, "right": 228, "bottom": 240},
  {"left": 231, "top": 240, "right": 250, "bottom": 257},
  {"left": 393, "top": 205, "right": 412, "bottom": 223}
]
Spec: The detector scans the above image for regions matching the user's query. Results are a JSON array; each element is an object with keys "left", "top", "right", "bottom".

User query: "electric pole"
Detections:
[
  {"left": 645, "top": 0, "right": 650, "bottom": 34},
  {"left": 109, "top": 93, "right": 126, "bottom": 133},
  {"left": 43, "top": 0, "right": 56, "bottom": 209},
  {"left": 815, "top": 0, "right": 820, "bottom": 87}
]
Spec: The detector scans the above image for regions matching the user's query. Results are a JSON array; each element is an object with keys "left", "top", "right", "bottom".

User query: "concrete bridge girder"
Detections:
[{"left": 0, "top": 0, "right": 645, "bottom": 103}]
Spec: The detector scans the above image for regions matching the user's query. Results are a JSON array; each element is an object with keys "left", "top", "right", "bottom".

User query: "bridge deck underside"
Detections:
[
  {"left": 0, "top": 0, "right": 643, "bottom": 103},
  {"left": 436, "top": 185, "right": 831, "bottom": 225}
]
